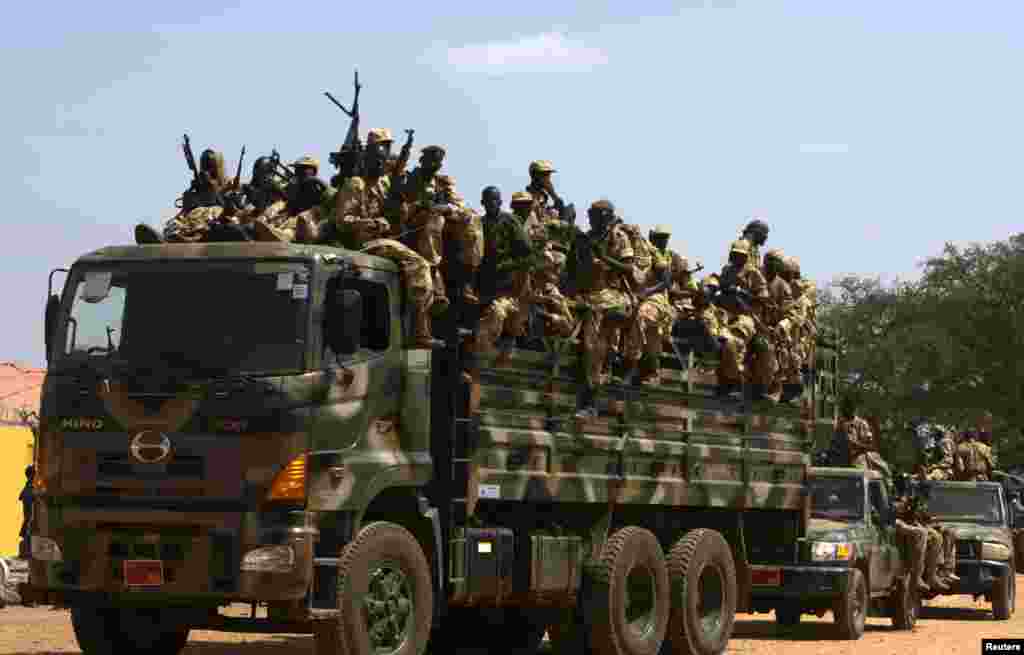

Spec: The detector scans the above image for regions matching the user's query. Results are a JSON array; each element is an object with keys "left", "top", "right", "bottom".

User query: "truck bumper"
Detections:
[
  {"left": 948, "top": 559, "right": 1012, "bottom": 595},
  {"left": 749, "top": 564, "right": 851, "bottom": 601}
]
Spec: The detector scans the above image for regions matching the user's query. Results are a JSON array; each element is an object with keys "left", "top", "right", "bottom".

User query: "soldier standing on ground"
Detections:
[
  {"left": 573, "top": 200, "right": 635, "bottom": 419},
  {"left": 18, "top": 466, "right": 33, "bottom": 559}
]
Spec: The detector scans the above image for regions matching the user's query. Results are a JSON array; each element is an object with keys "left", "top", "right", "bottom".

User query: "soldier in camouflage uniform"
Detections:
[
  {"left": 782, "top": 255, "right": 816, "bottom": 375},
  {"left": 954, "top": 430, "right": 994, "bottom": 481},
  {"left": 738, "top": 218, "right": 770, "bottom": 273},
  {"left": 331, "top": 128, "right": 441, "bottom": 349},
  {"left": 573, "top": 200, "right": 635, "bottom": 419},
  {"left": 892, "top": 494, "right": 934, "bottom": 592},
  {"left": 437, "top": 174, "right": 484, "bottom": 305},
  {"left": 923, "top": 426, "right": 957, "bottom": 481},
  {"left": 621, "top": 225, "right": 678, "bottom": 386},
  {"left": 528, "top": 243, "right": 577, "bottom": 339},
  {"left": 230, "top": 156, "right": 288, "bottom": 227},
  {"left": 395, "top": 145, "right": 452, "bottom": 313},
  {"left": 159, "top": 148, "right": 232, "bottom": 243},
  {"left": 711, "top": 238, "right": 769, "bottom": 397},
  {"left": 914, "top": 492, "right": 960, "bottom": 590},
  {"left": 757, "top": 248, "right": 793, "bottom": 399},
  {"left": 472, "top": 192, "right": 538, "bottom": 360},
  {"left": 976, "top": 411, "right": 999, "bottom": 470},
  {"left": 254, "top": 156, "right": 331, "bottom": 243},
  {"left": 524, "top": 160, "right": 576, "bottom": 253},
  {"left": 836, "top": 396, "right": 892, "bottom": 481}
]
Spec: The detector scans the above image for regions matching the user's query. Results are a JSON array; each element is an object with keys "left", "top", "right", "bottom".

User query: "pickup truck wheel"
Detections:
[
  {"left": 889, "top": 573, "right": 918, "bottom": 630},
  {"left": 663, "top": 529, "right": 737, "bottom": 655},
  {"left": 992, "top": 569, "right": 1014, "bottom": 620},
  {"left": 71, "top": 606, "right": 190, "bottom": 655},
  {"left": 317, "top": 521, "right": 433, "bottom": 655},
  {"left": 774, "top": 604, "right": 801, "bottom": 627},
  {"left": 833, "top": 568, "right": 867, "bottom": 640},
  {"left": 587, "top": 526, "right": 670, "bottom": 655}
]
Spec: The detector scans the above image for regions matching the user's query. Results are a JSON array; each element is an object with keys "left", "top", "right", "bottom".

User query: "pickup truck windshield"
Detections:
[
  {"left": 810, "top": 477, "right": 865, "bottom": 522},
  {"left": 56, "top": 263, "right": 309, "bottom": 377},
  {"left": 925, "top": 486, "right": 1003, "bottom": 526}
]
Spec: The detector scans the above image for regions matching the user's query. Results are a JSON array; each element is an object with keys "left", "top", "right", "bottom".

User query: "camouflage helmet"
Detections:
[
  {"left": 729, "top": 239, "right": 752, "bottom": 256},
  {"left": 293, "top": 156, "right": 319, "bottom": 171},
  {"left": 366, "top": 128, "right": 394, "bottom": 145},
  {"left": 529, "top": 160, "right": 556, "bottom": 175},
  {"left": 650, "top": 224, "right": 672, "bottom": 237},
  {"left": 510, "top": 191, "right": 534, "bottom": 206}
]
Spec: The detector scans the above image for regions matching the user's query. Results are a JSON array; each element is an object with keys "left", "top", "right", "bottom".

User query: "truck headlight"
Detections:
[
  {"left": 980, "top": 542, "right": 1011, "bottom": 561},
  {"left": 31, "top": 536, "right": 63, "bottom": 562},
  {"left": 241, "top": 545, "right": 295, "bottom": 573},
  {"left": 810, "top": 541, "right": 855, "bottom": 561}
]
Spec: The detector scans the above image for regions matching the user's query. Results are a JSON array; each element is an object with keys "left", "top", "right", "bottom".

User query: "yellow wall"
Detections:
[{"left": 0, "top": 425, "right": 34, "bottom": 557}]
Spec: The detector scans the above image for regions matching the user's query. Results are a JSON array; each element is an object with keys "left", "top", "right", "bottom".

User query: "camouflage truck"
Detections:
[
  {"left": 909, "top": 479, "right": 1018, "bottom": 620},
  {"left": 749, "top": 467, "right": 917, "bottom": 639},
  {"left": 23, "top": 242, "right": 833, "bottom": 655}
]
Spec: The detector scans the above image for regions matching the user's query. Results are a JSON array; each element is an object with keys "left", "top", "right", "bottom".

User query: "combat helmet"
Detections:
[
  {"left": 529, "top": 160, "right": 556, "bottom": 175},
  {"left": 650, "top": 224, "right": 672, "bottom": 238},
  {"left": 366, "top": 128, "right": 393, "bottom": 145},
  {"left": 744, "top": 217, "right": 770, "bottom": 236},
  {"left": 293, "top": 156, "right": 320, "bottom": 172},
  {"left": 729, "top": 239, "right": 752, "bottom": 256},
  {"left": 510, "top": 191, "right": 534, "bottom": 206}
]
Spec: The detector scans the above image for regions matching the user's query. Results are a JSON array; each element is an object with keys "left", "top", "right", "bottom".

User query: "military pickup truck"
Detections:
[
  {"left": 23, "top": 242, "right": 834, "bottom": 655},
  {"left": 748, "top": 467, "right": 917, "bottom": 639},
  {"left": 911, "top": 479, "right": 1018, "bottom": 620}
]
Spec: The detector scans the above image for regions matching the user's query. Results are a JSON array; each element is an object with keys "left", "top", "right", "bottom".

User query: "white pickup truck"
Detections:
[{"left": 0, "top": 557, "right": 29, "bottom": 608}]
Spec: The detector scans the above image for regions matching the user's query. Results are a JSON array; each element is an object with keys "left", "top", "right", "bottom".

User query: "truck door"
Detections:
[{"left": 868, "top": 480, "right": 897, "bottom": 591}]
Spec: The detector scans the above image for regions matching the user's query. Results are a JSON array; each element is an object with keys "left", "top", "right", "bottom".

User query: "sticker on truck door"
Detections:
[{"left": 478, "top": 484, "right": 501, "bottom": 499}]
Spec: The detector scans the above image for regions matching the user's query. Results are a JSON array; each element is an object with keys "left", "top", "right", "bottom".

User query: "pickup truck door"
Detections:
[{"left": 868, "top": 480, "right": 899, "bottom": 591}]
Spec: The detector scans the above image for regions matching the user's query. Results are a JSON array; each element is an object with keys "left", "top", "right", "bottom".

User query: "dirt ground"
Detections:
[{"left": 1, "top": 576, "right": 1020, "bottom": 655}]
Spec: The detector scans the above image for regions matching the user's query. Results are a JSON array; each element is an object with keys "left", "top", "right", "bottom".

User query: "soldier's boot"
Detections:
[
  {"left": 410, "top": 306, "right": 443, "bottom": 350},
  {"left": 135, "top": 224, "right": 165, "bottom": 245},
  {"left": 575, "top": 385, "right": 598, "bottom": 419}
]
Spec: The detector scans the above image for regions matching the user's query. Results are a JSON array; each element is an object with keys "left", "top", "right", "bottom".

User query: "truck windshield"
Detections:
[
  {"left": 56, "top": 263, "right": 309, "bottom": 377},
  {"left": 810, "top": 477, "right": 864, "bottom": 522},
  {"left": 924, "top": 486, "right": 1003, "bottom": 526}
]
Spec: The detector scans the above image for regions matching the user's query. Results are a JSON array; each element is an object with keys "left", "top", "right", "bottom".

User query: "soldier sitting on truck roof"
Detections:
[
  {"left": 836, "top": 396, "right": 892, "bottom": 481},
  {"left": 954, "top": 430, "right": 994, "bottom": 482},
  {"left": 253, "top": 156, "right": 331, "bottom": 243}
]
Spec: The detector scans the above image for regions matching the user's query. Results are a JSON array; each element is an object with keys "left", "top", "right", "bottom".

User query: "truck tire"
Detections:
[
  {"left": 71, "top": 606, "right": 189, "bottom": 655},
  {"left": 991, "top": 569, "right": 1014, "bottom": 620},
  {"left": 317, "top": 521, "right": 433, "bottom": 655},
  {"left": 774, "top": 604, "right": 801, "bottom": 627},
  {"left": 889, "top": 573, "right": 918, "bottom": 630},
  {"left": 833, "top": 568, "right": 867, "bottom": 639},
  {"left": 587, "top": 526, "right": 670, "bottom": 655},
  {"left": 663, "top": 529, "right": 737, "bottom": 655}
]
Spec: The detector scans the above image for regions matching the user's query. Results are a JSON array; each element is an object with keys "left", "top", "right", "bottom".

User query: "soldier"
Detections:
[
  {"left": 710, "top": 238, "right": 769, "bottom": 398},
  {"left": 954, "top": 430, "right": 994, "bottom": 481},
  {"left": 527, "top": 243, "right": 577, "bottom": 339},
  {"left": 154, "top": 148, "right": 233, "bottom": 243},
  {"left": 471, "top": 192, "right": 539, "bottom": 361},
  {"left": 330, "top": 129, "right": 442, "bottom": 349},
  {"left": 477, "top": 186, "right": 512, "bottom": 309},
  {"left": 781, "top": 255, "right": 816, "bottom": 380},
  {"left": 976, "top": 411, "right": 998, "bottom": 470},
  {"left": 891, "top": 493, "right": 935, "bottom": 592},
  {"left": 18, "top": 466, "right": 33, "bottom": 559},
  {"left": 923, "top": 426, "right": 957, "bottom": 480},
  {"left": 255, "top": 156, "right": 331, "bottom": 243},
  {"left": 524, "top": 160, "right": 576, "bottom": 252},
  {"left": 396, "top": 145, "right": 452, "bottom": 313},
  {"left": 621, "top": 225, "right": 677, "bottom": 386},
  {"left": 914, "top": 491, "right": 960, "bottom": 590},
  {"left": 573, "top": 200, "right": 635, "bottom": 419},
  {"left": 437, "top": 174, "right": 484, "bottom": 305},
  {"left": 835, "top": 396, "right": 892, "bottom": 480},
  {"left": 739, "top": 218, "right": 770, "bottom": 273},
  {"left": 756, "top": 248, "right": 793, "bottom": 399}
]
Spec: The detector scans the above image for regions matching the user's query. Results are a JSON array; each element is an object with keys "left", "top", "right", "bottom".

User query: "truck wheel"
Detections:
[
  {"left": 71, "top": 607, "right": 189, "bottom": 655},
  {"left": 991, "top": 569, "right": 1014, "bottom": 620},
  {"left": 833, "top": 568, "right": 867, "bottom": 639},
  {"left": 587, "top": 526, "right": 670, "bottom": 655},
  {"left": 663, "top": 529, "right": 737, "bottom": 655},
  {"left": 889, "top": 573, "right": 918, "bottom": 630},
  {"left": 317, "top": 522, "right": 433, "bottom": 655},
  {"left": 774, "top": 604, "right": 801, "bottom": 627}
]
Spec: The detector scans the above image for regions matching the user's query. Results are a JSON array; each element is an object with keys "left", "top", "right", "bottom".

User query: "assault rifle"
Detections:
[{"left": 325, "top": 70, "right": 363, "bottom": 184}]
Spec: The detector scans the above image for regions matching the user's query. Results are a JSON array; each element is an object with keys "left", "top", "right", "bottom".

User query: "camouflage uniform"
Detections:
[
  {"left": 437, "top": 174, "right": 484, "bottom": 304},
  {"left": 623, "top": 225, "right": 678, "bottom": 386},
  {"left": 892, "top": 495, "right": 932, "bottom": 592},
  {"left": 915, "top": 500, "right": 959, "bottom": 589},
  {"left": 783, "top": 257, "right": 816, "bottom": 372},
  {"left": 529, "top": 245, "right": 576, "bottom": 339},
  {"left": 757, "top": 248, "right": 792, "bottom": 397},
  {"left": 164, "top": 149, "right": 231, "bottom": 242},
  {"left": 575, "top": 206, "right": 635, "bottom": 395},
  {"left": 397, "top": 145, "right": 451, "bottom": 311},
  {"left": 715, "top": 239, "right": 769, "bottom": 388},
  {"left": 254, "top": 156, "right": 327, "bottom": 243},
  {"left": 955, "top": 436, "right": 994, "bottom": 481},
  {"left": 838, "top": 414, "right": 892, "bottom": 481},
  {"left": 333, "top": 170, "right": 439, "bottom": 348},
  {"left": 925, "top": 428, "right": 957, "bottom": 481},
  {"left": 474, "top": 192, "right": 538, "bottom": 356},
  {"left": 524, "top": 160, "right": 575, "bottom": 253},
  {"left": 738, "top": 218, "right": 769, "bottom": 275}
]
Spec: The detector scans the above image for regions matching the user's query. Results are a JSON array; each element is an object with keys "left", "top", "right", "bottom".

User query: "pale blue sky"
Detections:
[{"left": 5, "top": 1, "right": 1023, "bottom": 367}]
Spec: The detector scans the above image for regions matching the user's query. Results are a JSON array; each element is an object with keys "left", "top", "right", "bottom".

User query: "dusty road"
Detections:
[{"left": 1, "top": 576, "right": 1020, "bottom": 655}]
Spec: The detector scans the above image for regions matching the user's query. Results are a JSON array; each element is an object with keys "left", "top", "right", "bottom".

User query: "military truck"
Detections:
[
  {"left": 23, "top": 242, "right": 833, "bottom": 655},
  {"left": 911, "top": 479, "right": 1018, "bottom": 620},
  {"left": 748, "top": 467, "right": 917, "bottom": 639}
]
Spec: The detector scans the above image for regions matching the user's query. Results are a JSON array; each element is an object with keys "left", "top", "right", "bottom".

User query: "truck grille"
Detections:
[{"left": 97, "top": 454, "right": 204, "bottom": 479}]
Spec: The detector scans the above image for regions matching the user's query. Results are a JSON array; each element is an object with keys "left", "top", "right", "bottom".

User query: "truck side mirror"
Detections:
[
  {"left": 326, "top": 288, "right": 362, "bottom": 356},
  {"left": 44, "top": 294, "right": 60, "bottom": 361}
]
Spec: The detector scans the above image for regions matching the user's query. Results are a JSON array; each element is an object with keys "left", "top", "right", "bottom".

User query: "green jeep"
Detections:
[
  {"left": 912, "top": 480, "right": 1018, "bottom": 620},
  {"left": 750, "top": 467, "right": 917, "bottom": 639}
]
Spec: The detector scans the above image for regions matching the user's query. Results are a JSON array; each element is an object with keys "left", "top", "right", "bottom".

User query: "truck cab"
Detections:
[
  {"left": 912, "top": 479, "right": 1017, "bottom": 619},
  {"left": 749, "top": 466, "right": 917, "bottom": 639}
]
